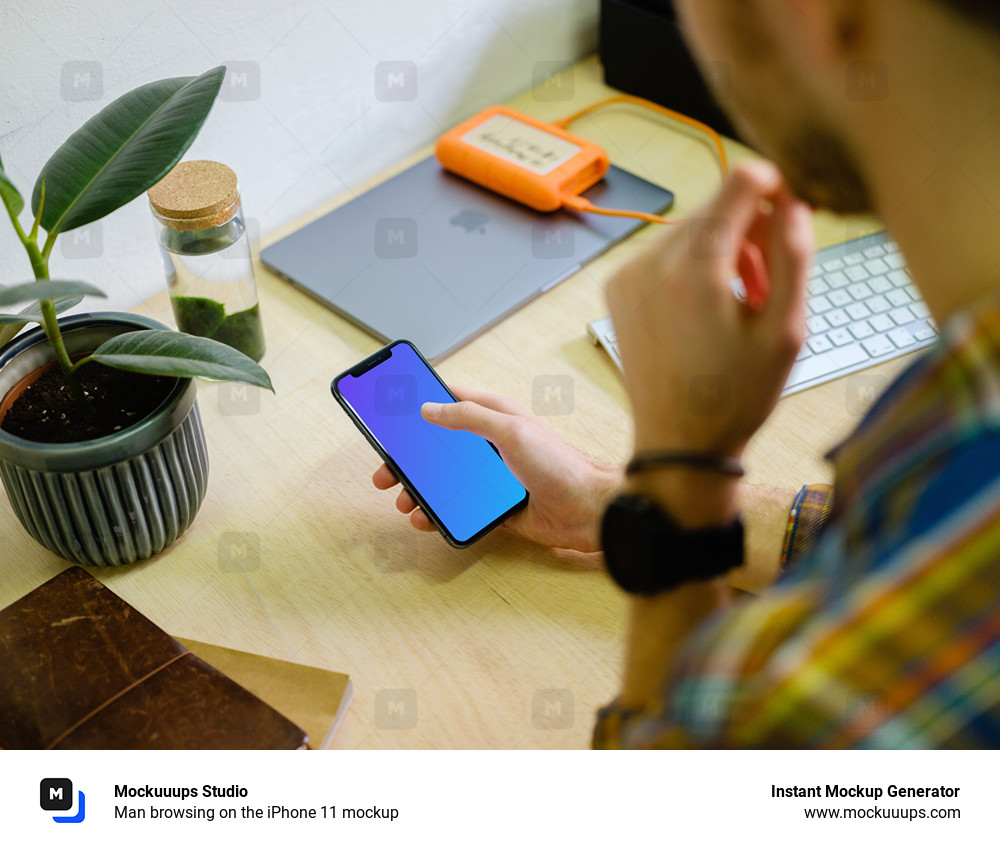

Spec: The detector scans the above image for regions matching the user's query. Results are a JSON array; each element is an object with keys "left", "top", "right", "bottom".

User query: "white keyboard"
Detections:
[{"left": 587, "top": 231, "right": 937, "bottom": 396}]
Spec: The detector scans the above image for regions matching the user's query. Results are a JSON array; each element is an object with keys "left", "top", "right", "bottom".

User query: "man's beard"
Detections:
[
  {"left": 699, "top": 40, "right": 876, "bottom": 215},
  {"left": 765, "top": 122, "right": 876, "bottom": 215}
]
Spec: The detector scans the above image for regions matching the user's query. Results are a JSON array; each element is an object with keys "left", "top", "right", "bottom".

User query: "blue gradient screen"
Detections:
[{"left": 337, "top": 343, "right": 527, "bottom": 544}]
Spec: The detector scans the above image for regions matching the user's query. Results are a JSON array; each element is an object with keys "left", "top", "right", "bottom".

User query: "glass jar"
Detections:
[{"left": 147, "top": 160, "right": 265, "bottom": 362}]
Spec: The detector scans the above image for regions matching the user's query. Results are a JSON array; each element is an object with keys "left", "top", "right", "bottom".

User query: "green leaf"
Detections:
[
  {"left": 0, "top": 162, "right": 24, "bottom": 220},
  {"left": 88, "top": 329, "right": 273, "bottom": 391},
  {"left": 32, "top": 66, "right": 225, "bottom": 235},
  {"left": 0, "top": 294, "right": 84, "bottom": 324},
  {"left": 0, "top": 279, "right": 105, "bottom": 307}
]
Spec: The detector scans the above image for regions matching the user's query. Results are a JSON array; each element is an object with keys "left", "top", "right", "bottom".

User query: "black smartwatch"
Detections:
[{"left": 600, "top": 493, "right": 744, "bottom": 596}]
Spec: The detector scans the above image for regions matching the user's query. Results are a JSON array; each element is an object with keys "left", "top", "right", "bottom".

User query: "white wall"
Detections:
[{"left": 0, "top": 0, "right": 598, "bottom": 312}]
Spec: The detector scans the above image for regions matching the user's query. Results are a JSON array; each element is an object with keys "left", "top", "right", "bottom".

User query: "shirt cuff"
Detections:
[{"left": 780, "top": 484, "right": 835, "bottom": 573}]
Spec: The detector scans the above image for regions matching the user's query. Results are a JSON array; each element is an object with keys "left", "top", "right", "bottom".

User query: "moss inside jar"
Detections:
[{"left": 171, "top": 296, "right": 265, "bottom": 362}]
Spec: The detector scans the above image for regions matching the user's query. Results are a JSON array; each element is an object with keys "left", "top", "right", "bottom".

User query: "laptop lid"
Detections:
[{"left": 261, "top": 156, "right": 673, "bottom": 361}]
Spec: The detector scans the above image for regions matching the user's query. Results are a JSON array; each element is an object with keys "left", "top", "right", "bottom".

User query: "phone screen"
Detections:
[{"left": 333, "top": 341, "right": 528, "bottom": 546}]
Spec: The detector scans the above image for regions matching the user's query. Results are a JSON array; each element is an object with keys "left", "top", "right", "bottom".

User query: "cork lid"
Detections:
[{"left": 147, "top": 160, "right": 240, "bottom": 230}]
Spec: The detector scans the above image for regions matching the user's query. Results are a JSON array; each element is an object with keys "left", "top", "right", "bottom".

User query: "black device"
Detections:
[
  {"left": 600, "top": 0, "right": 741, "bottom": 141},
  {"left": 332, "top": 340, "right": 529, "bottom": 548},
  {"left": 601, "top": 492, "right": 744, "bottom": 595}
]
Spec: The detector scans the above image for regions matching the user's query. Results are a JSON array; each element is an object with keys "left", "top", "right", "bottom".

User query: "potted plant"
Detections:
[{"left": 0, "top": 67, "right": 272, "bottom": 567}]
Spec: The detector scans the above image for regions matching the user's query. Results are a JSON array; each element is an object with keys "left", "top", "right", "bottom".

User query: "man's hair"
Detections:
[{"left": 941, "top": 1, "right": 1000, "bottom": 32}]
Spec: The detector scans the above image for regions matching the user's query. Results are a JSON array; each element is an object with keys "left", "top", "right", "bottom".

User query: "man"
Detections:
[{"left": 373, "top": 0, "right": 1000, "bottom": 746}]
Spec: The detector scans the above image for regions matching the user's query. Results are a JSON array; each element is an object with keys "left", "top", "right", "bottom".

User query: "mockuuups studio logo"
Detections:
[{"left": 40, "top": 778, "right": 86, "bottom": 823}]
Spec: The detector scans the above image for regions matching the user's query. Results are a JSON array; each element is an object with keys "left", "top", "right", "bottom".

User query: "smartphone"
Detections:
[{"left": 331, "top": 340, "right": 528, "bottom": 547}]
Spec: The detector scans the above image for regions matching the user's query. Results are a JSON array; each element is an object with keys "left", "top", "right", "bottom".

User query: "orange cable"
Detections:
[{"left": 555, "top": 94, "right": 729, "bottom": 224}]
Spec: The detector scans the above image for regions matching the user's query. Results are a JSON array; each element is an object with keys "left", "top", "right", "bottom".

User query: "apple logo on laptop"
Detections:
[{"left": 450, "top": 209, "right": 489, "bottom": 234}]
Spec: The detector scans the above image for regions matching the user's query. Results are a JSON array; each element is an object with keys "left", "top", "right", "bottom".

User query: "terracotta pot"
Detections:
[{"left": 0, "top": 313, "right": 209, "bottom": 566}]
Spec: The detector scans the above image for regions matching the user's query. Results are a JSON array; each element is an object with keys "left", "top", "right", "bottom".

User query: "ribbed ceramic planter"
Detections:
[{"left": 0, "top": 313, "right": 209, "bottom": 566}]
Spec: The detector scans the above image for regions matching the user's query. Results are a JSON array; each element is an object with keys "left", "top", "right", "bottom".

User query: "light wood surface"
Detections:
[{"left": 0, "top": 56, "right": 914, "bottom": 748}]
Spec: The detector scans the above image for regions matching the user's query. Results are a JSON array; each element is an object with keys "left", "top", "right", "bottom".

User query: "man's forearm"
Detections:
[
  {"left": 619, "top": 578, "right": 731, "bottom": 709},
  {"left": 614, "top": 475, "right": 799, "bottom": 709},
  {"left": 616, "top": 467, "right": 738, "bottom": 708}
]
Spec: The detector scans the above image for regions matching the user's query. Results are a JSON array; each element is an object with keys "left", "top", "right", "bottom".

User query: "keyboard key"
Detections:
[
  {"left": 910, "top": 301, "right": 930, "bottom": 319},
  {"left": 886, "top": 251, "right": 906, "bottom": 269},
  {"left": 808, "top": 265, "right": 823, "bottom": 281},
  {"left": 833, "top": 342, "right": 870, "bottom": 368},
  {"left": 823, "top": 258, "right": 845, "bottom": 272},
  {"left": 807, "top": 315, "right": 831, "bottom": 334},
  {"left": 827, "top": 308, "right": 850, "bottom": 327},
  {"left": 864, "top": 258, "right": 889, "bottom": 276},
  {"left": 865, "top": 294, "right": 891, "bottom": 313},
  {"left": 827, "top": 271, "right": 850, "bottom": 288},
  {"left": 796, "top": 344, "right": 812, "bottom": 361},
  {"left": 863, "top": 335, "right": 896, "bottom": 358},
  {"left": 786, "top": 343, "right": 867, "bottom": 387},
  {"left": 829, "top": 290, "right": 852, "bottom": 307},
  {"left": 889, "top": 327, "right": 916, "bottom": 348},
  {"left": 786, "top": 355, "right": 839, "bottom": 387},
  {"left": 890, "top": 306, "right": 915, "bottom": 325},
  {"left": 870, "top": 314, "right": 895, "bottom": 333},
  {"left": 809, "top": 278, "right": 830, "bottom": 295},
  {"left": 864, "top": 245, "right": 886, "bottom": 259},
  {"left": 869, "top": 275, "right": 892, "bottom": 293},
  {"left": 845, "top": 253, "right": 865, "bottom": 266},
  {"left": 846, "top": 266, "right": 869, "bottom": 282},
  {"left": 905, "top": 284, "right": 921, "bottom": 301},
  {"left": 829, "top": 327, "right": 854, "bottom": 346},
  {"left": 848, "top": 282, "right": 874, "bottom": 300},
  {"left": 809, "top": 294, "right": 832, "bottom": 313},
  {"left": 913, "top": 324, "right": 936, "bottom": 341},
  {"left": 888, "top": 269, "right": 910, "bottom": 287},
  {"left": 887, "top": 289, "right": 911, "bottom": 307},
  {"left": 846, "top": 303, "right": 871, "bottom": 321},
  {"left": 849, "top": 320, "right": 874, "bottom": 339},
  {"left": 808, "top": 333, "right": 834, "bottom": 354}
]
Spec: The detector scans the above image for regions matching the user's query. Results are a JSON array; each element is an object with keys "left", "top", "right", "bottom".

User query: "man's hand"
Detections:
[
  {"left": 607, "top": 162, "right": 813, "bottom": 460},
  {"left": 371, "top": 386, "right": 622, "bottom": 552}
]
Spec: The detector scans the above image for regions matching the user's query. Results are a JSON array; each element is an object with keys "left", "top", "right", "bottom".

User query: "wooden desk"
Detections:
[{"left": 0, "top": 57, "right": 913, "bottom": 748}]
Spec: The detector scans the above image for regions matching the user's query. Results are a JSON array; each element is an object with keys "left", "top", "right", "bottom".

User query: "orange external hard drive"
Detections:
[{"left": 435, "top": 105, "right": 610, "bottom": 213}]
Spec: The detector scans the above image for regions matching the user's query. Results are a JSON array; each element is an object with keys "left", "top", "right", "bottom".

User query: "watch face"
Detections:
[
  {"left": 601, "top": 494, "right": 658, "bottom": 595},
  {"left": 601, "top": 493, "right": 744, "bottom": 596}
]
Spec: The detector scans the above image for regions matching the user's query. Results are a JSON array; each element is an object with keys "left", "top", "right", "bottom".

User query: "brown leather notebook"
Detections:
[{"left": 0, "top": 567, "right": 307, "bottom": 750}]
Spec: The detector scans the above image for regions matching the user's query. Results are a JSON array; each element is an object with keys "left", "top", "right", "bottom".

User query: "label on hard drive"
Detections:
[{"left": 461, "top": 114, "right": 581, "bottom": 175}]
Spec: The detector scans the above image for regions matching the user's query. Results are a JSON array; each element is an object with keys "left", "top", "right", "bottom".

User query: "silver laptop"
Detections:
[{"left": 262, "top": 156, "right": 674, "bottom": 361}]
